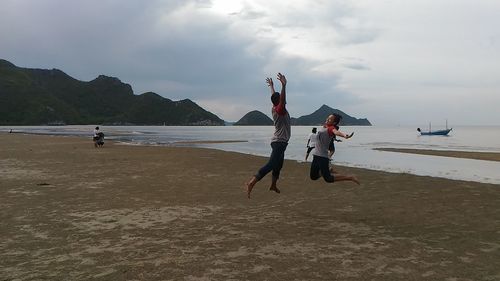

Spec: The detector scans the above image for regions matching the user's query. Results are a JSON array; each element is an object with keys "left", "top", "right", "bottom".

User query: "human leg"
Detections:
[
  {"left": 255, "top": 143, "right": 281, "bottom": 180},
  {"left": 245, "top": 176, "right": 258, "bottom": 198},
  {"left": 318, "top": 156, "right": 335, "bottom": 183},
  {"left": 246, "top": 142, "right": 283, "bottom": 198},
  {"left": 270, "top": 142, "right": 287, "bottom": 193},
  {"left": 270, "top": 142, "right": 287, "bottom": 179},
  {"left": 305, "top": 146, "right": 313, "bottom": 161},
  {"left": 269, "top": 176, "right": 280, "bottom": 193},
  {"left": 331, "top": 174, "right": 360, "bottom": 185},
  {"left": 320, "top": 157, "right": 360, "bottom": 185},
  {"left": 310, "top": 155, "right": 322, "bottom": 180}
]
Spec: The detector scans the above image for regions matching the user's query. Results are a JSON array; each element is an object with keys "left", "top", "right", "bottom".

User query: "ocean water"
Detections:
[{"left": 2, "top": 125, "right": 500, "bottom": 185}]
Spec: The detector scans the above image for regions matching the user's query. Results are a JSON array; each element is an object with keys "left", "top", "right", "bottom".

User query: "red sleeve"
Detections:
[
  {"left": 274, "top": 103, "right": 286, "bottom": 115},
  {"left": 327, "top": 126, "right": 335, "bottom": 136}
]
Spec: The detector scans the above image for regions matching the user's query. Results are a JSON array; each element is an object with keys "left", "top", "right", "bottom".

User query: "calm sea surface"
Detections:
[{"left": 2, "top": 125, "right": 500, "bottom": 185}]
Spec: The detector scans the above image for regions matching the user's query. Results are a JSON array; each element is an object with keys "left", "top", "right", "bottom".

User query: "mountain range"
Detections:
[
  {"left": 292, "top": 104, "right": 371, "bottom": 126},
  {"left": 1, "top": 59, "right": 371, "bottom": 126},
  {"left": 0, "top": 59, "right": 224, "bottom": 125},
  {"left": 234, "top": 105, "right": 371, "bottom": 126}
]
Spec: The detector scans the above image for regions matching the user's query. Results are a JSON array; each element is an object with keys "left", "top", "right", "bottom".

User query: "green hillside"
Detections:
[
  {"left": 292, "top": 104, "right": 371, "bottom": 126},
  {"left": 234, "top": 110, "right": 273, "bottom": 126},
  {"left": 0, "top": 59, "right": 224, "bottom": 125}
]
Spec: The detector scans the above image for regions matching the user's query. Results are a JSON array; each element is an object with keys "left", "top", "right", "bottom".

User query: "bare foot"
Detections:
[
  {"left": 245, "top": 177, "right": 257, "bottom": 199},
  {"left": 269, "top": 185, "right": 281, "bottom": 194}
]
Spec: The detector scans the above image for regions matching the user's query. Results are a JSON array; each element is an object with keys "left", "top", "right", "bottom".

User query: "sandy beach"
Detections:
[{"left": 1, "top": 133, "right": 500, "bottom": 281}]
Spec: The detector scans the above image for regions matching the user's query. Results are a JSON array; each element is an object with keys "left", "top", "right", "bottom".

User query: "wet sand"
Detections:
[
  {"left": 174, "top": 140, "right": 248, "bottom": 144},
  {"left": 1, "top": 133, "right": 500, "bottom": 280},
  {"left": 375, "top": 147, "right": 500, "bottom": 162}
]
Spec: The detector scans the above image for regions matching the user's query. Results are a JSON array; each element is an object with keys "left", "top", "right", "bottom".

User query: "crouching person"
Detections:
[{"left": 93, "top": 126, "right": 104, "bottom": 148}]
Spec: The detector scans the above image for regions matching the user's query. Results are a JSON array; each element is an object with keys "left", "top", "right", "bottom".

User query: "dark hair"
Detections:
[
  {"left": 95, "top": 126, "right": 99, "bottom": 130},
  {"left": 333, "top": 113, "right": 342, "bottom": 125},
  {"left": 312, "top": 127, "right": 317, "bottom": 133},
  {"left": 271, "top": 92, "right": 280, "bottom": 106}
]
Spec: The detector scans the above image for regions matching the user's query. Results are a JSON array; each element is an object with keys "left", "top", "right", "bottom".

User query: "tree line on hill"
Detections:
[
  {"left": 0, "top": 59, "right": 224, "bottom": 125},
  {"left": 0, "top": 59, "right": 371, "bottom": 126}
]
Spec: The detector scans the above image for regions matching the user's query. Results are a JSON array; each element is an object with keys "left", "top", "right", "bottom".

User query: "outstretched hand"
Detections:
[
  {"left": 277, "top": 73, "right": 287, "bottom": 86},
  {"left": 266, "top": 77, "right": 274, "bottom": 88}
]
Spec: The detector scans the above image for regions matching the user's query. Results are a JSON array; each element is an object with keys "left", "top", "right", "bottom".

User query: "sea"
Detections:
[{"left": 2, "top": 125, "right": 500, "bottom": 185}]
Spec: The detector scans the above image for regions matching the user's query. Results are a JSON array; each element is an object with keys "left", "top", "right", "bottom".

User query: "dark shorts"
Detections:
[
  {"left": 310, "top": 155, "right": 334, "bottom": 183},
  {"left": 306, "top": 146, "right": 315, "bottom": 154}
]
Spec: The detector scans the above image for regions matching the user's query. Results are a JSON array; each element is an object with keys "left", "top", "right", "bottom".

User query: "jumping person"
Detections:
[
  {"left": 310, "top": 114, "right": 359, "bottom": 185},
  {"left": 305, "top": 127, "right": 317, "bottom": 161},
  {"left": 328, "top": 118, "right": 342, "bottom": 159},
  {"left": 246, "top": 73, "right": 291, "bottom": 199}
]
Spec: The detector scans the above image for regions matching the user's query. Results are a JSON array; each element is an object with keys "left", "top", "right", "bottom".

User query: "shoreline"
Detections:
[
  {"left": 375, "top": 147, "right": 500, "bottom": 162},
  {"left": 5, "top": 132, "right": 500, "bottom": 184},
  {"left": 2, "top": 133, "right": 500, "bottom": 280}
]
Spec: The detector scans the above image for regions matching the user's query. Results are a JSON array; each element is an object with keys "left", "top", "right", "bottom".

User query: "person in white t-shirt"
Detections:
[{"left": 305, "top": 127, "right": 317, "bottom": 161}]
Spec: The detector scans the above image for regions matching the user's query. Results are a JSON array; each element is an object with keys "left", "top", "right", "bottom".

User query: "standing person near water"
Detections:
[
  {"left": 246, "top": 73, "right": 291, "bottom": 199},
  {"left": 310, "top": 114, "right": 359, "bottom": 185},
  {"left": 93, "top": 126, "right": 104, "bottom": 148},
  {"left": 93, "top": 127, "right": 100, "bottom": 148},
  {"left": 305, "top": 127, "right": 317, "bottom": 161}
]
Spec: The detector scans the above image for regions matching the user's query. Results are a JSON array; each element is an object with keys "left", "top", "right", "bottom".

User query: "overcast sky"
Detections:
[{"left": 1, "top": 0, "right": 499, "bottom": 125}]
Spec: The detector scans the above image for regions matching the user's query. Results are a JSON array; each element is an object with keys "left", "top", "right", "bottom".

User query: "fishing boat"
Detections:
[{"left": 417, "top": 120, "right": 452, "bottom": 136}]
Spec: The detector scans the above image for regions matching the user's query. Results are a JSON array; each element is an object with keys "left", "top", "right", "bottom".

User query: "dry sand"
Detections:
[
  {"left": 1, "top": 133, "right": 500, "bottom": 281},
  {"left": 375, "top": 148, "right": 500, "bottom": 162}
]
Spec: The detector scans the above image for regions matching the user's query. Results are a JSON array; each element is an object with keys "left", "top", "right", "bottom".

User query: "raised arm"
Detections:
[
  {"left": 266, "top": 77, "right": 276, "bottom": 95},
  {"left": 277, "top": 72, "right": 287, "bottom": 106},
  {"left": 331, "top": 128, "right": 354, "bottom": 139}
]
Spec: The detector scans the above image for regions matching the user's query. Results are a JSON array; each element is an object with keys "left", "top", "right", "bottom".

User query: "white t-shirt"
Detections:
[
  {"left": 93, "top": 129, "right": 100, "bottom": 137},
  {"left": 307, "top": 133, "right": 316, "bottom": 147}
]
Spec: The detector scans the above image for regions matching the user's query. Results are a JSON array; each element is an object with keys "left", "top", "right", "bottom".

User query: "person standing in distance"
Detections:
[{"left": 305, "top": 127, "right": 317, "bottom": 161}]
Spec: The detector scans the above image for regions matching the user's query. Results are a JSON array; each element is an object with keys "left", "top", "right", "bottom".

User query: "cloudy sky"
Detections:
[{"left": 1, "top": 0, "right": 499, "bottom": 125}]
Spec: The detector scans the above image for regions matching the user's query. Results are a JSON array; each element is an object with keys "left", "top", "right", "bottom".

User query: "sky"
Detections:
[{"left": 1, "top": 0, "right": 499, "bottom": 125}]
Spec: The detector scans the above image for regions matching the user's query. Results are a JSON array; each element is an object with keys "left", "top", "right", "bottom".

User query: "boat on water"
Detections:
[{"left": 417, "top": 120, "right": 452, "bottom": 136}]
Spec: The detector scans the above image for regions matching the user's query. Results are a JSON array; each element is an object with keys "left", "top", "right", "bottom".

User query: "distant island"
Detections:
[
  {"left": 292, "top": 104, "right": 371, "bottom": 126},
  {"left": 234, "top": 105, "right": 371, "bottom": 126},
  {"left": 0, "top": 59, "right": 224, "bottom": 126},
  {"left": 233, "top": 110, "right": 273, "bottom": 126}
]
